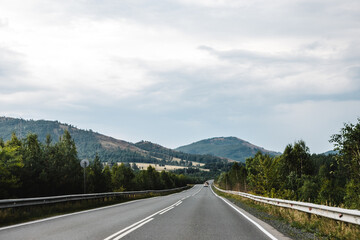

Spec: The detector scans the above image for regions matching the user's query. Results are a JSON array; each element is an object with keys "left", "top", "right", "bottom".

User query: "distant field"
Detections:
[
  {"left": 170, "top": 157, "right": 206, "bottom": 167},
  {"left": 128, "top": 162, "right": 210, "bottom": 172}
]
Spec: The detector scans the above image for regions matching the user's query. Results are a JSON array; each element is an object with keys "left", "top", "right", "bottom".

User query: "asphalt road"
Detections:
[{"left": 0, "top": 185, "right": 283, "bottom": 240}]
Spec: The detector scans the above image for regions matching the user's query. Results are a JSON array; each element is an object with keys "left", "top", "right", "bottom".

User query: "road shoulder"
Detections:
[{"left": 210, "top": 185, "right": 292, "bottom": 240}]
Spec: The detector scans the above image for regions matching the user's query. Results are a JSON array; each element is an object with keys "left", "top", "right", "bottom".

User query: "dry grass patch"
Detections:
[
  {"left": 129, "top": 162, "right": 209, "bottom": 172},
  {"left": 170, "top": 158, "right": 205, "bottom": 167},
  {"left": 129, "top": 163, "right": 187, "bottom": 171}
]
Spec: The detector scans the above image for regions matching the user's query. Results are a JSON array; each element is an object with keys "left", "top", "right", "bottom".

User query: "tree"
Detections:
[
  {"left": 21, "top": 133, "right": 45, "bottom": 196},
  {"left": 144, "top": 165, "right": 163, "bottom": 190},
  {"left": 102, "top": 165, "right": 112, "bottom": 192},
  {"left": 160, "top": 171, "right": 175, "bottom": 189},
  {"left": 277, "top": 140, "right": 312, "bottom": 198},
  {"left": 88, "top": 154, "right": 106, "bottom": 193},
  {"left": 298, "top": 176, "right": 319, "bottom": 202},
  {"left": 315, "top": 158, "right": 346, "bottom": 206},
  {"left": 0, "top": 143, "right": 23, "bottom": 198},
  {"left": 246, "top": 153, "right": 280, "bottom": 196},
  {"left": 281, "top": 140, "right": 312, "bottom": 178},
  {"left": 330, "top": 118, "right": 360, "bottom": 208},
  {"left": 51, "top": 130, "right": 82, "bottom": 195},
  {"left": 111, "top": 163, "right": 135, "bottom": 191}
]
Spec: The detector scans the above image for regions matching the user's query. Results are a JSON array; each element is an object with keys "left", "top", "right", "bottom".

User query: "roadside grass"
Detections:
[
  {"left": 0, "top": 187, "right": 190, "bottom": 228},
  {"left": 213, "top": 187, "right": 360, "bottom": 240}
]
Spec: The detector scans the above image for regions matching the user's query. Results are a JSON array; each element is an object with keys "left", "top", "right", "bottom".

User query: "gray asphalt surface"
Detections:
[{"left": 0, "top": 185, "right": 277, "bottom": 240}]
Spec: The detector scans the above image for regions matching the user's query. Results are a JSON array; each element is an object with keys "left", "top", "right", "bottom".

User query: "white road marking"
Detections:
[
  {"left": 104, "top": 198, "right": 185, "bottom": 240},
  {"left": 157, "top": 205, "right": 174, "bottom": 215},
  {"left": 159, "top": 207, "right": 174, "bottom": 215},
  {"left": 210, "top": 185, "right": 278, "bottom": 240},
  {"left": 175, "top": 201, "right": 182, "bottom": 206},
  {"left": 104, "top": 216, "right": 153, "bottom": 240},
  {"left": 181, "top": 195, "right": 190, "bottom": 200},
  {"left": 113, "top": 218, "right": 154, "bottom": 240},
  {"left": 192, "top": 187, "right": 202, "bottom": 196}
]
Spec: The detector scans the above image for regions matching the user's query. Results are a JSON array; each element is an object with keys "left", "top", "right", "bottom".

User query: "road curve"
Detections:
[{"left": 0, "top": 185, "right": 281, "bottom": 240}]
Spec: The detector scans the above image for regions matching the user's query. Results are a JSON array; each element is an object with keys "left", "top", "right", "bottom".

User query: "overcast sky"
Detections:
[{"left": 1, "top": 0, "right": 359, "bottom": 153}]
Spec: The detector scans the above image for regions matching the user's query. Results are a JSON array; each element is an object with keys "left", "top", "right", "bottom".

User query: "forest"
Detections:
[
  {"left": 0, "top": 131, "right": 195, "bottom": 199},
  {"left": 216, "top": 119, "right": 360, "bottom": 209},
  {"left": 0, "top": 117, "right": 230, "bottom": 167}
]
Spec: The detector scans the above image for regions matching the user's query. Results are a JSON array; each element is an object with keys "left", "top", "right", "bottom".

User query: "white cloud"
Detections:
[{"left": 0, "top": 0, "right": 359, "bottom": 152}]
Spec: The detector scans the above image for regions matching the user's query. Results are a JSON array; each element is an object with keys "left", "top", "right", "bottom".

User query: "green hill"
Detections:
[
  {"left": 0, "top": 117, "right": 152, "bottom": 163},
  {"left": 176, "top": 137, "right": 280, "bottom": 162},
  {"left": 0, "top": 117, "right": 228, "bottom": 167}
]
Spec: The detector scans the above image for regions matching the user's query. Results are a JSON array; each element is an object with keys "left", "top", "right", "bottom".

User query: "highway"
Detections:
[{"left": 0, "top": 185, "right": 287, "bottom": 240}]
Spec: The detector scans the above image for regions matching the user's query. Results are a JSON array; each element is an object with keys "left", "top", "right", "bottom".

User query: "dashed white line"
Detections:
[
  {"left": 113, "top": 218, "right": 154, "bottom": 240},
  {"left": 104, "top": 198, "right": 186, "bottom": 240},
  {"left": 181, "top": 195, "right": 190, "bottom": 200},
  {"left": 159, "top": 207, "right": 174, "bottom": 215},
  {"left": 192, "top": 187, "right": 202, "bottom": 197},
  {"left": 103, "top": 216, "right": 153, "bottom": 240}
]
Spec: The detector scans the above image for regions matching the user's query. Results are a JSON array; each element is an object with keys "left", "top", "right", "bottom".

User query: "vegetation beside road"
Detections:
[
  {"left": 216, "top": 118, "right": 360, "bottom": 210},
  {"left": 0, "top": 131, "right": 196, "bottom": 199},
  {"left": 0, "top": 117, "right": 229, "bottom": 171}
]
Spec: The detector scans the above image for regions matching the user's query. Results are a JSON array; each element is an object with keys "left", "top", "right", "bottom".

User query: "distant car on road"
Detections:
[{"left": 204, "top": 181, "right": 209, "bottom": 187}]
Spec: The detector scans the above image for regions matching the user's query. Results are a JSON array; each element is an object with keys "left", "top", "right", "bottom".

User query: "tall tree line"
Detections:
[
  {"left": 216, "top": 119, "right": 360, "bottom": 209},
  {"left": 0, "top": 131, "right": 192, "bottom": 199}
]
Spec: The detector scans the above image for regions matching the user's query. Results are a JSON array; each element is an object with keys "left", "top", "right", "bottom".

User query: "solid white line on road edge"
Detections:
[
  {"left": 113, "top": 218, "right": 154, "bottom": 240},
  {"left": 159, "top": 207, "right": 174, "bottom": 215},
  {"left": 210, "top": 185, "right": 278, "bottom": 240}
]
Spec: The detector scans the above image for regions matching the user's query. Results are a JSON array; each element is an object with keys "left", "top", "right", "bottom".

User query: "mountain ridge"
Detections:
[
  {"left": 0, "top": 116, "right": 148, "bottom": 162},
  {"left": 1, "top": 116, "right": 279, "bottom": 164},
  {"left": 0, "top": 117, "right": 228, "bottom": 167},
  {"left": 176, "top": 136, "right": 281, "bottom": 162}
]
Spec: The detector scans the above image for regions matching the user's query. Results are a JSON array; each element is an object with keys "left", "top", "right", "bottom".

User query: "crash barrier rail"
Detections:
[
  {"left": 213, "top": 184, "right": 360, "bottom": 225},
  {"left": 0, "top": 186, "right": 188, "bottom": 209}
]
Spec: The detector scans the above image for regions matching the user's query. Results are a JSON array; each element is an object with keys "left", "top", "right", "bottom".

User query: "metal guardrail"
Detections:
[
  {"left": 213, "top": 185, "right": 360, "bottom": 225},
  {"left": 0, "top": 186, "right": 188, "bottom": 209}
]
